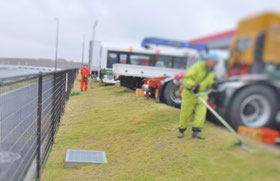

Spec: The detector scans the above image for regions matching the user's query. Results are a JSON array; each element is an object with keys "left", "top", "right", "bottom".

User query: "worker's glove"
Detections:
[{"left": 191, "top": 84, "right": 200, "bottom": 94}]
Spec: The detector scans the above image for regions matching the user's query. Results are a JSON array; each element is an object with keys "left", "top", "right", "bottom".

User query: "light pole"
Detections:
[
  {"left": 81, "top": 34, "right": 85, "bottom": 67},
  {"left": 54, "top": 18, "right": 59, "bottom": 71},
  {"left": 88, "top": 20, "right": 98, "bottom": 71}
]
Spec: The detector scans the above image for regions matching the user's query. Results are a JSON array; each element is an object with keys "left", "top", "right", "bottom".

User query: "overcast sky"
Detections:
[{"left": 0, "top": 0, "right": 279, "bottom": 62}]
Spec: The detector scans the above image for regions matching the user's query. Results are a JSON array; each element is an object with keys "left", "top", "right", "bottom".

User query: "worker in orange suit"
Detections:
[{"left": 80, "top": 64, "right": 92, "bottom": 92}]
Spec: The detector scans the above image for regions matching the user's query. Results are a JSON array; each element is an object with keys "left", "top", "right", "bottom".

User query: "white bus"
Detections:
[{"left": 89, "top": 42, "right": 200, "bottom": 84}]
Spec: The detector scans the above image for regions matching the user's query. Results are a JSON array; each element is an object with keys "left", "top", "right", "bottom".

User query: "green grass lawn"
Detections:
[{"left": 41, "top": 78, "right": 280, "bottom": 181}]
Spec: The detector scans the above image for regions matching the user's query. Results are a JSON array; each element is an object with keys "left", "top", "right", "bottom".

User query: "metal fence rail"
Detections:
[{"left": 0, "top": 68, "right": 78, "bottom": 181}]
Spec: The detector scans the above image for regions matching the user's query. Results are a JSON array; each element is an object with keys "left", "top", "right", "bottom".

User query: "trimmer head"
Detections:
[
  {"left": 236, "top": 141, "right": 254, "bottom": 153},
  {"left": 196, "top": 91, "right": 255, "bottom": 153}
]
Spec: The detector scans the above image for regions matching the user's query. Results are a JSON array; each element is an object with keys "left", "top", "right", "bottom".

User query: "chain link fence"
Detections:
[{"left": 0, "top": 68, "right": 78, "bottom": 181}]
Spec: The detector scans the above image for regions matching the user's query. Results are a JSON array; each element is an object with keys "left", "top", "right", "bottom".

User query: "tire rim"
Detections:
[
  {"left": 240, "top": 94, "right": 271, "bottom": 127},
  {"left": 169, "top": 84, "right": 182, "bottom": 104}
]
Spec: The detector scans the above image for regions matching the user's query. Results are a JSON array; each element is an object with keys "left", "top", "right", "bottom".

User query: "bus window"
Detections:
[
  {"left": 130, "top": 54, "right": 152, "bottom": 66},
  {"left": 120, "top": 54, "right": 127, "bottom": 64},
  {"left": 107, "top": 52, "right": 118, "bottom": 68},
  {"left": 155, "top": 55, "right": 173, "bottom": 68},
  {"left": 173, "top": 57, "right": 187, "bottom": 69}
]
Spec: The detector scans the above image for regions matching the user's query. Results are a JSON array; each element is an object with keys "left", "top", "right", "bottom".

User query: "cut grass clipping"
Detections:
[{"left": 42, "top": 79, "right": 280, "bottom": 181}]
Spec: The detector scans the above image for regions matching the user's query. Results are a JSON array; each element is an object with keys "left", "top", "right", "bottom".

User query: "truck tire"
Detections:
[
  {"left": 163, "top": 81, "right": 181, "bottom": 108},
  {"left": 227, "top": 85, "right": 278, "bottom": 130}
]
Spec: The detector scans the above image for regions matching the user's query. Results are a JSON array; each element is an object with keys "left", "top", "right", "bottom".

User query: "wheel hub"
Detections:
[
  {"left": 243, "top": 103, "right": 256, "bottom": 115},
  {"left": 169, "top": 84, "right": 182, "bottom": 104},
  {"left": 240, "top": 94, "right": 270, "bottom": 127}
]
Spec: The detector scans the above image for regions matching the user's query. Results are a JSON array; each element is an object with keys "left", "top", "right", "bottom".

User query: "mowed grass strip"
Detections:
[{"left": 41, "top": 79, "right": 280, "bottom": 181}]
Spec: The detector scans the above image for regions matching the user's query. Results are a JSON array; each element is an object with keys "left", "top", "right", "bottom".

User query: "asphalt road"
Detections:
[{"left": 0, "top": 66, "right": 54, "bottom": 79}]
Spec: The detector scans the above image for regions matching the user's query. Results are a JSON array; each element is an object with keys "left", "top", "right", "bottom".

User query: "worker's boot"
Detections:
[
  {"left": 192, "top": 127, "right": 205, "bottom": 140},
  {"left": 177, "top": 128, "right": 186, "bottom": 138}
]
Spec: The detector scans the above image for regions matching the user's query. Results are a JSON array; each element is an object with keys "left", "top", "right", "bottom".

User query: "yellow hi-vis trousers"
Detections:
[{"left": 179, "top": 89, "right": 208, "bottom": 130}]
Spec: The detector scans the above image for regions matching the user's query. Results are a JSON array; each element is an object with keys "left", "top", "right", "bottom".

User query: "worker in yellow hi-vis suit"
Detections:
[{"left": 178, "top": 53, "right": 219, "bottom": 139}]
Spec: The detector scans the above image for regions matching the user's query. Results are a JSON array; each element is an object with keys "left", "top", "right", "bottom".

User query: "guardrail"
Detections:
[{"left": 0, "top": 68, "right": 78, "bottom": 181}]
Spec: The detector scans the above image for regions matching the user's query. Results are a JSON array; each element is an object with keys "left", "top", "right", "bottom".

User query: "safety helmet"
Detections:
[
  {"left": 83, "top": 64, "right": 88, "bottom": 67},
  {"left": 203, "top": 53, "right": 220, "bottom": 62}
]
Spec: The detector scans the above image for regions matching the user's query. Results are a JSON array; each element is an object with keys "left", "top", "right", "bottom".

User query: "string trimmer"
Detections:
[{"left": 196, "top": 90, "right": 254, "bottom": 153}]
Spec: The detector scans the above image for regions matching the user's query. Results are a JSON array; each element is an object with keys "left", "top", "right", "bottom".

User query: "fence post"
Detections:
[
  {"left": 51, "top": 72, "right": 57, "bottom": 143},
  {"left": 36, "top": 73, "right": 42, "bottom": 181},
  {"left": 58, "top": 72, "right": 63, "bottom": 124}
]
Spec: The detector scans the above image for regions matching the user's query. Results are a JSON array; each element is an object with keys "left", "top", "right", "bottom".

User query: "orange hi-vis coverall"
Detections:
[{"left": 80, "top": 67, "right": 92, "bottom": 91}]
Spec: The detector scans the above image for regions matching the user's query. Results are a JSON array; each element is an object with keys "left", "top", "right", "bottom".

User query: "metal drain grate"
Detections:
[{"left": 65, "top": 149, "right": 108, "bottom": 167}]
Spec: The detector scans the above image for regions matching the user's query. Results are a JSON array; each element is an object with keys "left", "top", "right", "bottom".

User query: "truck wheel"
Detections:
[
  {"left": 163, "top": 81, "right": 182, "bottom": 108},
  {"left": 228, "top": 85, "right": 278, "bottom": 130}
]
